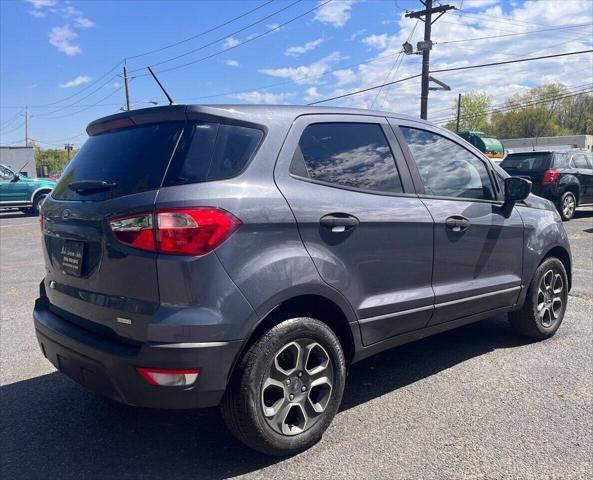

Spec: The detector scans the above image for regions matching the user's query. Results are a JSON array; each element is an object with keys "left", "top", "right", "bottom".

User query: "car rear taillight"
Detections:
[
  {"left": 109, "top": 213, "right": 156, "bottom": 251},
  {"left": 136, "top": 367, "right": 199, "bottom": 386},
  {"left": 109, "top": 208, "right": 240, "bottom": 256},
  {"left": 542, "top": 168, "right": 559, "bottom": 185}
]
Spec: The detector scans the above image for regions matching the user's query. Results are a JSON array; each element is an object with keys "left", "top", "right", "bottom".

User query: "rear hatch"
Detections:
[
  {"left": 41, "top": 108, "right": 186, "bottom": 342},
  {"left": 500, "top": 152, "right": 554, "bottom": 185}
]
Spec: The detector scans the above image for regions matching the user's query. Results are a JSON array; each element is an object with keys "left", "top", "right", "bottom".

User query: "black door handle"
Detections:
[
  {"left": 320, "top": 214, "right": 359, "bottom": 232},
  {"left": 445, "top": 215, "right": 471, "bottom": 232}
]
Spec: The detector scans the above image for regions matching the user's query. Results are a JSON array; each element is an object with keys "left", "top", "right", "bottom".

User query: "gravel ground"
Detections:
[{"left": 1, "top": 209, "right": 591, "bottom": 480}]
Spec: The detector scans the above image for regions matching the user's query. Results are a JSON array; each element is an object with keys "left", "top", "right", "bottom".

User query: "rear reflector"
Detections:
[
  {"left": 109, "top": 207, "right": 240, "bottom": 256},
  {"left": 136, "top": 367, "right": 200, "bottom": 386}
]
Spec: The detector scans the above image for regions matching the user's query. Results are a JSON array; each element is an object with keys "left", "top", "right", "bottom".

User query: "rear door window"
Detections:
[
  {"left": 52, "top": 122, "right": 184, "bottom": 201},
  {"left": 400, "top": 127, "right": 494, "bottom": 200},
  {"left": 292, "top": 122, "right": 403, "bottom": 194},
  {"left": 164, "top": 123, "right": 263, "bottom": 186}
]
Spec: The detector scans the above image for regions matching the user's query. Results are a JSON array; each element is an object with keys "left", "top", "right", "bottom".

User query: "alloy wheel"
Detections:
[
  {"left": 261, "top": 339, "right": 334, "bottom": 436},
  {"left": 537, "top": 269, "right": 565, "bottom": 328},
  {"left": 562, "top": 194, "right": 575, "bottom": 219}
]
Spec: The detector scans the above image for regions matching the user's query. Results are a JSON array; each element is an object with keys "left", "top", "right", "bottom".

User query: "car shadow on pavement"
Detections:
[{"left": 1, "top": 315, "right": 532, "bottom": 480}]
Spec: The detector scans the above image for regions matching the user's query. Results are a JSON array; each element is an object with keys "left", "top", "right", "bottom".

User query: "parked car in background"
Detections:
[
  {"left": 34, "top": 105, "right": 571, "bottom": 456},
  {"left": 500, "top": 150, "right": 593, "bottom": 220},
  {"left": 0, "top": 163, "right": 55, "bottom": 215}
]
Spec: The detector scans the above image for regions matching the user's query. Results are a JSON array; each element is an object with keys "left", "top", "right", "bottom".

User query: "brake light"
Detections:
[
  {"left": 542, "top": 168, "right": 559, "bottom": 185},
  {"left": 136, "top": 367, "right": 199, "bottom": 386},
  {"left": 109, "top": 207, "right": 240, "bottom": 256}
]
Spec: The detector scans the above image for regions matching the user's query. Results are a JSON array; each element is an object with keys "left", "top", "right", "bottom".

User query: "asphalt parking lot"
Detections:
[{"left": 1, "top": 209, "right": 591, "bottom": 479}]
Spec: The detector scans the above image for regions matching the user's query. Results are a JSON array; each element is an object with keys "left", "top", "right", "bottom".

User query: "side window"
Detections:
[
  {"left": 400, "top": 127, "right": 494, "bottom": 200},
  {"left": 0, "top": 166, "right": 14, "bottom": 181},
  {"left": 572, "top": 154, "right": 589, "bottom": 169},
  {"left": 164, "top": 123, "right": 263, "bottom": 186},
  {"left": 293, "top": 122, "right": 403, "bottom": 194}
]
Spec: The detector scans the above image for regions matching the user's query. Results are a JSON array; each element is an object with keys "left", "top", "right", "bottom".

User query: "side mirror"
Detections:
[
  {"left": 10, "top": 174, "right": 19, "bottom": 183},
  {"left": 501, "top": 177, "right": 531, "bottom": 216}
]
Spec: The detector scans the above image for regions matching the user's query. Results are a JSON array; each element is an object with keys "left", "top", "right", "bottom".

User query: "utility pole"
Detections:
[
  {"left": 64, "top": 143, "right": 74, "bottom": 162},
  {"left": 24, "top": 108, "right": 29, "bottom": 146},
  {"left": 406, "top": 0, "right": 455, "bottom": 119},
  {"left": 456, "top": 93, "right": 462, "bottom": 132},
  {"left": 123, "top": 65, "right": 131, "bottom": 111}
]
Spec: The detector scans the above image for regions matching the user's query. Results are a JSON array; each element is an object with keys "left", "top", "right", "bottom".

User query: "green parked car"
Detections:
[{"left": 0, "top": 164, "right": 56, "bottom": 215}]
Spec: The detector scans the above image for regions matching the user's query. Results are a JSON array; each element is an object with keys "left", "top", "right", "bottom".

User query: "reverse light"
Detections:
[
  {"left": 542, "top": 168, "right": 559, "bottom": 185},
  {"left": 108, "top": 207, "right": 240, "bottom": 256},
  {"left": 136, "top": 367, "right": 200, "bottom": 386}
]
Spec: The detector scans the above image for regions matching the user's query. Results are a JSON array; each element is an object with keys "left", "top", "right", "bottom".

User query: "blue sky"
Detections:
[{"left": 1, "top": 0, "right": 592, "bottom": 148}]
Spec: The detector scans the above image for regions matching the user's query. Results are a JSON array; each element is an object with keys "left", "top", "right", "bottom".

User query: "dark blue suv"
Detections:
[{"left": 34, "top": 105, "right": 571, "bottom": 455}]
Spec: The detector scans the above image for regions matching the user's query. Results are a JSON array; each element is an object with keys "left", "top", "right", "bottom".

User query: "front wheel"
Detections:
[
  {"left": 221, "top": 317, "right": 346, "bottom": 456},
  {"left": 558, "top": 191, "right": 576, "bottom": 221},
  {"left": 509, "top": 257, "right": 568, "bottom": 339},
  {"left": 27, "top": 192, "right": 48, "bottom": 216}
]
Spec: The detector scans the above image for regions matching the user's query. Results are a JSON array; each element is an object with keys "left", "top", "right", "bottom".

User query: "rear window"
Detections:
[
  {"left": 53, "top": 122, "right": 183, "bottom": 200},
  {"left": 501, "top": 152, "right": 552, "bottom": 171},
  {"left": 163, "top": 123, "right": 263, "bottom": 186}
]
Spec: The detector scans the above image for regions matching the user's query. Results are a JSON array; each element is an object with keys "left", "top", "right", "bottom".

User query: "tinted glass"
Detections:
[
  {"left": 164, "top": 123, "right": 263, "bottom": 186},
  {"left": 553, "top": 153, "right": 571, "bottom": 168},
  {"left": 572, "top": 154, "right": 589, "bottom": 169},
  {"left": 52, "top": 122, "right": 183, "bottom": 200},
  {"left": 295, "top": 123, "right": 402, "bottom": 193},
  {"left": 401, "top": 127, "right": 494, "bottom": 200},
  {"left": 501, "top": 152, "right": 552, "bottom": 171}
]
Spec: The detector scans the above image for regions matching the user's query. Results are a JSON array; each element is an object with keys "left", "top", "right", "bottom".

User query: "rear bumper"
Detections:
[{"left": 33, "top": 298, "right": 243, "bottom": 409}]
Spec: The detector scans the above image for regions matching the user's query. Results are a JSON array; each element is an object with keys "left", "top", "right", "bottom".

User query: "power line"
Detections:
[
  {"left": 129, "top": 0, "right": 305, "bottom": 73},
  {"left": 0, "top": 120, "right": 26, "bottom": 136},
  {"left": 432, "top": 87, "right": 593, "bottom": 124},
  {"left": 308, "top": 49, "right": 593, "bottom": 105},
  {"left": 135, "top": 0, "right": 332, "bottom": 76},
  {"left": 126, "top": 0, "right": 276, "bottom": 60},
  {"left": 437, "top": 23, "right": 593, "bottom": 45},
  {"left": 37, "top": 86, "right": 126, "bottom": 120}
]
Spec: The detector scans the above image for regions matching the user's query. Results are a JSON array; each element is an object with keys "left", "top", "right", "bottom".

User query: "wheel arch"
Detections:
[
  {"left": 30, "top": 187, "right": 53, "bottom": 204},
  {"left": 228, "top": 288, "right": 359, "bottom": 383},
  {"left": 542, "top": 245, "right": 572, "bottom": 291}
]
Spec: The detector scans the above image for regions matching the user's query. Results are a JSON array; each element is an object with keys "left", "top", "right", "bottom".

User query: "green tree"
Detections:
[
  {"left": 34, "top": 147, "right": 75, "bottom": 175},
  {"left": 444, "top": 91, "right": 491, "bottom": 133}
]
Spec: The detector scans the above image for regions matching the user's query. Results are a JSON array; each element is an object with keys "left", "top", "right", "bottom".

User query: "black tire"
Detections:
[
  {"left": 557, "top": 191, "right": 576, "bottom": 221},
  {"left": 221, "top": 317, "right": 346, "bottom": 456},
  {"left": 28, "top": 192, "right": 48, "bottom": 216},
  {"left": 509, "top": 257, "right": 568, "bottom": 339}
]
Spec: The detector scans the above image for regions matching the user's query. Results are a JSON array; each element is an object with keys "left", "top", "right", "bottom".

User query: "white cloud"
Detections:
[
  {"left": 29, "top": 9, "right": 45, "bottom": 18},
  {"left": 49, "top": 25, "right": 81, "bottom": 55},
  {"left": 109, "top": 81, "right": 122, "bottom": 89},
  {"left": 314, "top": 0, "right": 357, "bottom": 27},
  {"left": 259, "top": 52, "right": 344, "bottom": 84},
  {"left": 285, "top": 38, "right": 325, "bottom": 57},
  {"left": 350, "top": 29, "right": 366, "bottom": 40},
  {"left": 27, "top": 0, "right": 56, "bottom": 8},
  {"left": 224, "top": 59, "right": 240, "bottom": 67},
  {"left": 232, "top": 91, "right": 294, "bottom": 104},
  {"left": 333, "top": 68, "right": 357, "bottom": 86},
  {"left": 223, "top": 36, "right": 240, "bottom": 49},
  {"left": 304, "top": 87, "right": 323, "bottom": 103},
  {"left": 267, "top": 23, "right": 282, "bottom": 32},
  {"left": 362, "top": 34, "right": 390, "bottom": 50},
  {"left": 60, "top": 75, "right": 91, "bottom": 88},
  {"left": 461, "top": 0, "right": 500, "bottom": 8},
  {"left": 73, "top": 16, "right": 95, "bottom": 29}
]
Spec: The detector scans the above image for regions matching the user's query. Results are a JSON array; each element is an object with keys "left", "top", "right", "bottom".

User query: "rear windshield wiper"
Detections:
[{"left": 68, "top": 180, "right": 118, "bottom": 194}]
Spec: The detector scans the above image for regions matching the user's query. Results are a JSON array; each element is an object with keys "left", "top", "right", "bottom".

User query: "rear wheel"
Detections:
[
  {"left": 221, "top": 317, "right": 346, "bottom": 456},
  {"left": 558, "top": 191, "right": 576, "bottom": 221},
  {"left": 509, "top": 257, "right": 568, "bottom": 339}
]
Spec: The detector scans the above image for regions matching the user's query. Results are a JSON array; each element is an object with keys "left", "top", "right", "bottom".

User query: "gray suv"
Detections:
[{"left": 34, "top": 105, "right": 571, "bottom": 456}]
